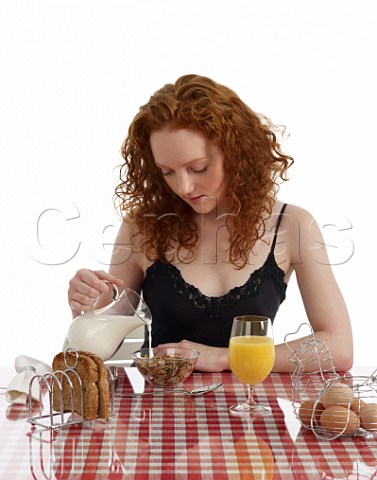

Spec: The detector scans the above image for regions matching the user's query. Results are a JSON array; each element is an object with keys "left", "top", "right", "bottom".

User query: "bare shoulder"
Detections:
[
  {"left": 280, "top": 202, "right": 315, "bottom": 223},
  {"left": 108, "top": 215, "right": 149, "bottom": 289},
  {"left": 115, "top": 214, "right": 148, "bottom": 252},
  {"left": 115, "top": 214, "right": 138, "bottom": 240},
  {"left": 278, "top": 202, "right": 321, "bottom": 233},
  {"left": 280, "top": 203, "right": 329, "bottom": 266},
  {"left": 110, "top": 216, "right": 138, "bottom": 264}
]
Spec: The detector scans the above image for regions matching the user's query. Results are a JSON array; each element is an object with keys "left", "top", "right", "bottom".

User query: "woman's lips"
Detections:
[{"left": 186, "top": 195, "right": 204, "bottom": 203}]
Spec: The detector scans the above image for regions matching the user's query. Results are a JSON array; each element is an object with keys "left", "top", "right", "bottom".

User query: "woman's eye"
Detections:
[
  {"left": 192, "top": 166, "right": 208, "bottom": 174},
  {"left": 160, "top": 169, "right": 173, "bottom": 176}
]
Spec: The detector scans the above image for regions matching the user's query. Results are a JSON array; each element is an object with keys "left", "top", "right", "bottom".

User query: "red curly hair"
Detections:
[{"left": 115, "top": 74, "right": 294, "bottom": 268}]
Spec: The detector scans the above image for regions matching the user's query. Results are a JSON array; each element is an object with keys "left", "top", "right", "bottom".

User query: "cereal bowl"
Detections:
[{"left": 132, "top": 347, "right": 199, "bottom": 387}]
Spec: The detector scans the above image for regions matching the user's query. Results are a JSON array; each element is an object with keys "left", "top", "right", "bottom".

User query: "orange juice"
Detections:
[{"left": 229, "top": 336, "right": 275, "bottom": 385}]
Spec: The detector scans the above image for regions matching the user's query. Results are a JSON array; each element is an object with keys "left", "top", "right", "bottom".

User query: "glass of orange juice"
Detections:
[{"left": 228, "top": 315, "right": 275, "bottom": 416}]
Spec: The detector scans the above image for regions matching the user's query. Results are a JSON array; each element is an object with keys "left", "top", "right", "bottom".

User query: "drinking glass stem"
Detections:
[{"left": 246, "top": 385, "right": 256, "bottom": 406}]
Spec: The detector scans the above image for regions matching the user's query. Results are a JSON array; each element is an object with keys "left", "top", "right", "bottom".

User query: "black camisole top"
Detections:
[{"left": 141, "top": 204, "right": 288, "bottom": 348}]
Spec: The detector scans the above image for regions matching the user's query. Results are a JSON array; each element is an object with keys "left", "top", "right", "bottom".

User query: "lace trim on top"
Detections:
[{"left": 144, "top": 251, "right": 287, "bottom": 311}]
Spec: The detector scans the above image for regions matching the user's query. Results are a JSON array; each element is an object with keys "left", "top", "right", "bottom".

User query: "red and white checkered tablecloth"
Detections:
[{"left": 0, "top": 368, "right": 376, "bottom": 479}]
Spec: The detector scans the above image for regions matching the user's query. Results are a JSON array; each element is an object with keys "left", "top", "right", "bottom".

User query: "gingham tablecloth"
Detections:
[{"left": 0, "top": 368, "right": 376, "bottom": 479}]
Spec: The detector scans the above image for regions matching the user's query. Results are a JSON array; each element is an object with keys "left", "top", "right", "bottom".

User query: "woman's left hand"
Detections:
[{"left": 157, "top": 340, "right": 229, "bottom": 372}]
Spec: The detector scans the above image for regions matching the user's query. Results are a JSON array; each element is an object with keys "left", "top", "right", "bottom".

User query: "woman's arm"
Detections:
[
  {"left": 273, "top": 205, "right": 353, "bottom": 373},
  {"left": 157, "top": 340, "right": 229, "bottom": 372},
  {"left": 67, "top": 218, "right": 145, "bottom": 317}
]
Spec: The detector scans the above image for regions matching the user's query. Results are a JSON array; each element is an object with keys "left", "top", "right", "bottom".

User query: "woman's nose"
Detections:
[{"left": 176, "top": 173, "right": 195, "bottom": 195}]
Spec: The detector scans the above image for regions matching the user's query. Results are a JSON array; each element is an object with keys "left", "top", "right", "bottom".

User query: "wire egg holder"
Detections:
[
  {"left": 27, "top": 348, "right": 117, "bottom": 441},
  {"left": 285, "top": 323, "right": 377, "bottom": 440}
]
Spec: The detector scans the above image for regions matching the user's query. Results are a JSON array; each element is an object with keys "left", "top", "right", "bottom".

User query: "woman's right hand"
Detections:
[{"left": 68, "top": 269, "right": 124, "bottom": 317}]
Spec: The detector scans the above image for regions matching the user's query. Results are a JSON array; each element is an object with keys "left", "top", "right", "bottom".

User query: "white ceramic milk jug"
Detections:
[{"left": 65, "top": 286, "right": 152, "bottom": 360}]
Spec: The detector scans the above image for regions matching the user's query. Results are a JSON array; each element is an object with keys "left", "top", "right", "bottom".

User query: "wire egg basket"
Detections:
[{"left": 285, "top": 323, "right": 377, "bottom": 440}]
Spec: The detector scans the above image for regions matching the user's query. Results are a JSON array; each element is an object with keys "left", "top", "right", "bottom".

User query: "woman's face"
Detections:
[{"left": 150, "top": 128, "right": 228, "bottom": 216}]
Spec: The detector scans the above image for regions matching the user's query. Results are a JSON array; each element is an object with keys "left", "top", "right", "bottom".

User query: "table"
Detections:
[{"left": 1, "top": 367, "right": 376, "bottom": 479}]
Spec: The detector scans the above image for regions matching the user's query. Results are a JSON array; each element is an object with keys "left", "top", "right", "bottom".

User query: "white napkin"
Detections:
[{"left": 6, "top": 355, "right": 53, "bottom": 404}]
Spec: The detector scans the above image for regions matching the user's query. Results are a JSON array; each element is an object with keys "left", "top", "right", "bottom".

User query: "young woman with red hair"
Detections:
[{"left": 68, "top": 74, "right": 353, "bottom": 373}]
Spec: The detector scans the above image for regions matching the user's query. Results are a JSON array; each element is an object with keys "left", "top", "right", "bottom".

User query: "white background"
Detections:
[{"left": 1, "top": 1, "right": 376, "bottom": 368}]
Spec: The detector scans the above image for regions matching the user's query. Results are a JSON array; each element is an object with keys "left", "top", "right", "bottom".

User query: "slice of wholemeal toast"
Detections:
[
  {"left": 80, "top": 351, "right": 111, "bottom": 419},
  {"left": 52, "top": 351, "right": 109, "bottom": 421}
]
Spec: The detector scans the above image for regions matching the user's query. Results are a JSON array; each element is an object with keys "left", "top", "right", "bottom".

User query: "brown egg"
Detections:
[
  {"left": 350, "top": 396, "right": 366, "bottom": 414},
  {"left": 320, "top": 406, "right": 360, "bottom": 435},
  {"left": 359, "top": 403, "right": 377, "bottom": 432},
  {"left": 320, "top": 381, "right": 354, "bottom": 409},
  {"left": 298, "top": 400, "right": 324, "bottom": 428}
]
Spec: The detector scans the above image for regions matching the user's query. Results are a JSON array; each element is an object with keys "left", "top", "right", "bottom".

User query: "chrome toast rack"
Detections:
[{"left": 27, "top": 348, "right": 116, "bottom": 439}]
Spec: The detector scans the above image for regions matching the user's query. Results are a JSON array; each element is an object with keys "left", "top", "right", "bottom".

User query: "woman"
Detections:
[{"left": 68, "top": 74, "right": 353, "bottom": 373}]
